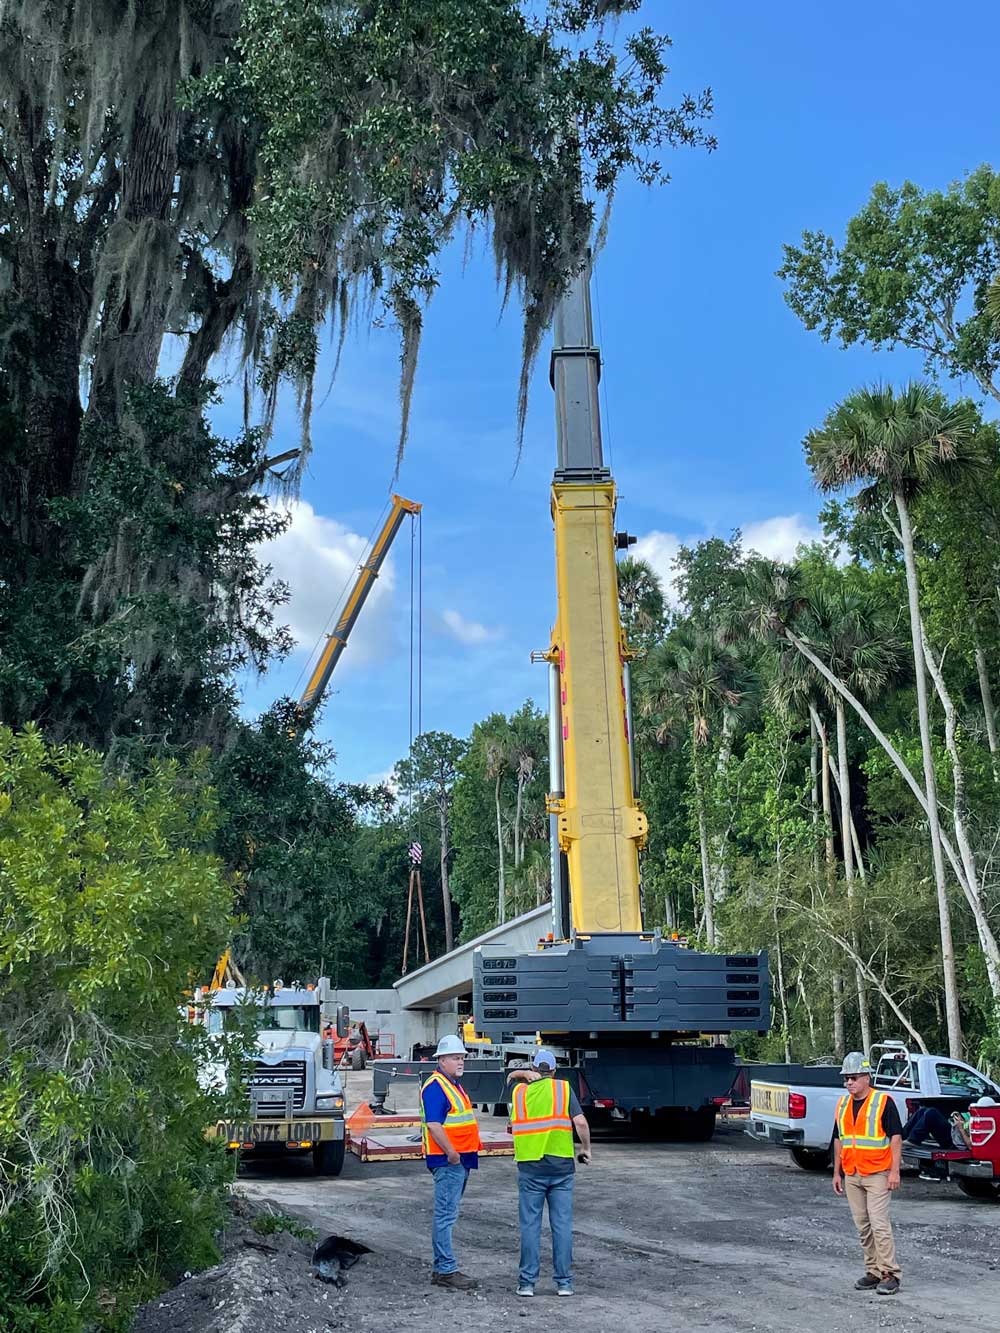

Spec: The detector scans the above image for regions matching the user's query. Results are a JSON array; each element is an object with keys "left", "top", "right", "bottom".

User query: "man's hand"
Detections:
[
  {"left": 887, "top": 1168, "right": 901, "bottom": 1191},
  {"left": 577, "top": 1150, "right": 592, "bottom": 1165},
  {"left": 832, "top": 1171, "right": 844, "bottom": 1196},
  {"left": 447, "top": 1149, "right": 460, "bottom": 1166}
]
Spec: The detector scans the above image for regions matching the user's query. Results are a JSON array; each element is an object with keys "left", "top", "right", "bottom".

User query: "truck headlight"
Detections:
[{"left": 317, "top": 1094, "right": 344, "bottom": 1111}]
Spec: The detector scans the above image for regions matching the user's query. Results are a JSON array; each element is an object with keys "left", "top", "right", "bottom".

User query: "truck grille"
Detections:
[{"left": 250, "top": 1059, "right": 306, "bottom": 1117}]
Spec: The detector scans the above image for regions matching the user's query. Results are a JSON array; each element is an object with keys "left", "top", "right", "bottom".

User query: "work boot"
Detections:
[
  {"left": 431, "top": 1271, "right": 478, "bottom": 1290},
  {"left": 876, "top": 1275, "right": 900, "bottom": 1296},
  {"left": 854, "top": 1274, "right": 880, "bottom": 1290}
]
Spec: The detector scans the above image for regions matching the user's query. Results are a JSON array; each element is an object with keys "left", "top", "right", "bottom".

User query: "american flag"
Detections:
[{"left": 408, "top": 841, "right": 422, "bottom": 866}]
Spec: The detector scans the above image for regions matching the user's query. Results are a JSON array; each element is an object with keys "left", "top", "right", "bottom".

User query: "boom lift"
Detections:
[
  {"left": 298, "top": 493, "right": 422, "bottom": 717},
  {"left": 471, "top": 261, "right": 770, "bottom": 1136}
]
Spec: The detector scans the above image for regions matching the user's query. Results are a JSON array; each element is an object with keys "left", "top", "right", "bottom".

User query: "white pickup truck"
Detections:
[{"left": 745, "top": 1041, "right": 1000, "bottom": 1171}]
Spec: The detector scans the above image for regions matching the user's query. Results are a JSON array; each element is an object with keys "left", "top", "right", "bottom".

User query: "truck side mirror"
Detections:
[{"left": 335, "top": 1004, "right": 350, "bottom": 1038}]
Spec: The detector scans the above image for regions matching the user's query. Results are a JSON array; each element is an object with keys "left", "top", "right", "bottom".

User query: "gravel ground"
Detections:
[{"left": 133, "top": 1069, "right": 1000, "bottom": 1333}]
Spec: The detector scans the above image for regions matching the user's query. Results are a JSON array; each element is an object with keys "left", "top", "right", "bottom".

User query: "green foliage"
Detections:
[
  {"left": 251, "top": 1209, "right": 316, "bottom": 1241},
  {"left": 450, "top": 705, "right": 549, "bottom": 936},
  {"left": 778, "top": 166, "right": 1000, "bottom": 399},
  {"left": 0, "top": 727, "right": 240, "bottom": 1330},
  {"left": 214, "top": 700, "right": 392, "bottom": 983},
  {"left": 0, "top": 383, "right": 291, "bottom": 753}
]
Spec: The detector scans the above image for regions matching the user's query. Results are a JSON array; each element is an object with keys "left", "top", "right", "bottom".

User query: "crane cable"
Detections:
[{"left": 406, "top": 506, "right": 424, "bottom": 821}]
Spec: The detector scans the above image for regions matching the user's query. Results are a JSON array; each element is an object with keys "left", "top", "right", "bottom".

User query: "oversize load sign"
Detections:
[
  {"left": 209, "top": 1118, "right": 337, "bottom": 1143},
  {"left": 750, "top": 1083, "right": 790, "bottom": 1117}
]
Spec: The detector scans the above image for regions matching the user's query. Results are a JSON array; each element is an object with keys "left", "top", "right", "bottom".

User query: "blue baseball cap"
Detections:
[{"left": 531, "top": 1048, "right": 557, "bottom": 1070}]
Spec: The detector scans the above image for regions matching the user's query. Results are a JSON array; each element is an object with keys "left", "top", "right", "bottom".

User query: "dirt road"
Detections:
[{"left": 230, "top": 1069, "right": 999, "bottom": 1333}]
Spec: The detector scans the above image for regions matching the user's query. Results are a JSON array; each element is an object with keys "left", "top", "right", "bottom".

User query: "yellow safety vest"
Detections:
[
  {"left": 511, "top": 1078, "right": 575, "bottom": 1162},
  {"left": 420, "top": 1070, "right": 482, "bottom": 1157},
  {"left": 837, "top": 1090, "right": 892, "bottom": 1175}
]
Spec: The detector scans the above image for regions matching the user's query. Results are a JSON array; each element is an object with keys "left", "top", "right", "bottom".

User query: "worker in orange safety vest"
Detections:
[
  {"left": 832, "top": 1051, "right": 903, "bottom": 1296},
  {"left": 421, "top": 1034, "right": 482, "bottom": 1292}
]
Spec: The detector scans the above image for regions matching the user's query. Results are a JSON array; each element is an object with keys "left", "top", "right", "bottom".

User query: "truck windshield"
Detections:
[{"left": 260, "top": 1005, "right": 320, "bottom": 1033}]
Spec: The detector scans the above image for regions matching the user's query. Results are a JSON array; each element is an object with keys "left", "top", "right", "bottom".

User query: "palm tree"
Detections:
[
  {"left": 639, "top": 626, "right": 743, "bottom": 947},
  {"left": 795, "top": 585, "right": 903, "bottom": 1051},
  {"left": 617, "top": 557, "right": 667, "bottom": 656},
  {"left": 805, "top": 382, "right": 982, "bottom": 1057}
]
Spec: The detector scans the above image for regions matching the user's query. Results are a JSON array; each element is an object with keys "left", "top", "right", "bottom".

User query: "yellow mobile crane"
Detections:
[
  {"left": 473, "top": 262, "right": 769, "bottom": 1138},
  {"left": 298, "top": 493, "right": 422, "bottom": 717}
]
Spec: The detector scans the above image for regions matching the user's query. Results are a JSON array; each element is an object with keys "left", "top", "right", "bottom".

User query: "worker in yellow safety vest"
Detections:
[
  {"left": 832, "top": 1051, "right": 903, "bottom": 1296},
  {"left": 508, "top": 1048, "right": 591, "bottom": 1298},
  {"left": 421, "top": 1034, "right": 482, "bottom": 1292}
]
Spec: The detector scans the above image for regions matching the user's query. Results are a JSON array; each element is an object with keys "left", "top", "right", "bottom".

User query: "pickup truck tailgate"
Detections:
[{"left": 751, "top": 1082, "right": 790, "bottom": 1118}]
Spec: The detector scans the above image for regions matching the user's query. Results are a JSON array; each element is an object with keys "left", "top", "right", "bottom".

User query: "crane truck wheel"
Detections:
[
  {"left": 313, "top": 1139, "right": 346, "bottom": 1176},
  {"left": 682, "top": 1107, "right": 717, "bottom": 1142},
  {"left": 956, "top": 1177, "right": 1000, "bottom": 1202},
  {"left": 790, "top": 1145, "right": 833, "bottom": 1172},
  {"left": 351, "top": 1047, "right": 366, "bottom": 1071}
]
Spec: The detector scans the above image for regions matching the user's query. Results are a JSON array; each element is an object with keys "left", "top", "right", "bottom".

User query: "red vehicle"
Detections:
[{"left": 901, "top": 1103, "right": 1000, "bottom": 1201}]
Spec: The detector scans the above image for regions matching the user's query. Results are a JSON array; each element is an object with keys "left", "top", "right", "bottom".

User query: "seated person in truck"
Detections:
[{"left": 902, "top": 1105, "right": 971, "bottom": 1152}]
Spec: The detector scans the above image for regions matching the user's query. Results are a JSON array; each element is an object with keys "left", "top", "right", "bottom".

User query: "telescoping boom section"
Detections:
[
  {"left": 298, "top": 494, "right": 421, "bottom": 715},
  {"left": 473, "top": 263, "right": 769, "bottom": 1047}
]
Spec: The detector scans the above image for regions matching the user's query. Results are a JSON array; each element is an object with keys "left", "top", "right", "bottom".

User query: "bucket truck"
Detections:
[{"left": 470, "top": 261, "right": 770, "bottom": 1138}]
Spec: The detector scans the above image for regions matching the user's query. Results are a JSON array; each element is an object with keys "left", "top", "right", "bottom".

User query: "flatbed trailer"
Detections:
[{"left": 372, "top": 1044, "right": 741, "bottom": 1138}]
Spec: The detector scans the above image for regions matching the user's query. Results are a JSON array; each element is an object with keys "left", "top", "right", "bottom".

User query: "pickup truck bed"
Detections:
[
  {"left": 744, "top": 1045, "right": 1000, "bottom": 1172},
  {"left": 901, "top": 1107, "right": 1000, "bottom": 1201}
]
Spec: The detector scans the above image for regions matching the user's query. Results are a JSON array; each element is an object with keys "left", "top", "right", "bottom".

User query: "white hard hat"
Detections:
[
  {"left": 840, "top": 1051, "right": 872, "bottom": 1076},
  {"left": 972, "top": 1096, "right": 998, "bottom": 1107},
  {"left": 434, "top": 1034, "right": 467, "bottom": 1058}
]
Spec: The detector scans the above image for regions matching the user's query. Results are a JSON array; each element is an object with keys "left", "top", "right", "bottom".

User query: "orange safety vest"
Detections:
[
  {"left": 510, "top": 1078, "right": 575, "bottom": 1162},
  {"left": 420, "top": 1070, "right": 482, "bottom": 1157},
  {"left": 837, "top": 1089, "right": 892, "bottom": 1175}
]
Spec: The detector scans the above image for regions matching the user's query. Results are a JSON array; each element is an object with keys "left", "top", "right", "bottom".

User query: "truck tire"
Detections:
[
  {"left": 684, "top": 1107, "right": 717, "bottom": 1142},
  {"left": 313, "top": 1139, "right": 346, "bottom": 1177},
  {"left": 351, "top": 1047, "right": 366, "bottom": 1071},
  {"left": 956, "top": 1177, "right": 1000, "bottom": 1202},
  {"left": 790, "top": 1146, "right": 832, "bottom": 1172}
]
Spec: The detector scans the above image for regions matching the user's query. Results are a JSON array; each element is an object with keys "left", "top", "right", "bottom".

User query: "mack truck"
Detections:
[
  {"left": 202, "top": 979, "right": 347, "bottom": 1175},
  {"left": 465, "top": 260, "right": 771, "bottom": 1139}
]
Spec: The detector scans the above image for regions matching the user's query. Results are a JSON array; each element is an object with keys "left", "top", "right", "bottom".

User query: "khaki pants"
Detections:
[{"left": 844, "top": 1170, "right": 900, "bottom": 1278}]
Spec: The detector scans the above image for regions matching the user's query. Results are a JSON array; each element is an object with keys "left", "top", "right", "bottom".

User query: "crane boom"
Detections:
[
  {"left": 546, "top": 269, "right": 645, "bottom": 935},
  {"left": 473, "top": 257, "right": 769, "bottom": 1061},
  {"left": 298, "top": 494, "right": 421, "bottom": 716}
]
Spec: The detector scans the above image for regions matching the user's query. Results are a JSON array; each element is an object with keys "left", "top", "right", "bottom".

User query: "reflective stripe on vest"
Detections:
[
  {"left": 420, "top": 1070, "right": 482, "bottom": 1156},
  {"left": 837, "top": 1090, "right": 892, "bottom": 1175},
  {"left": 511, "top": 1078, "right": 575, "bottom": 1162}
]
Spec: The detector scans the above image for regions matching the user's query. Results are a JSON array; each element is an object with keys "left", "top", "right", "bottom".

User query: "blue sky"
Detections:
[{"left": 230, "top": 2, "right": 1000, "bottom": 784}]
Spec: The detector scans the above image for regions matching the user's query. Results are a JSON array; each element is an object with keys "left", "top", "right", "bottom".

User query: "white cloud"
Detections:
[
  {"left": 631, "top": 514, "right": 828, "bottom": 611},
  {"left": 259, "top": 500, "right": 397, "bottom": 671},
  {"left": 741, "top": 514, "right": 822, "bottom": 562},
  {"left": 440, "top": 608, "right": 504, "bottom": 645},
  {"left": 631, "top": 531, "right": 684, "bottom": 608}
]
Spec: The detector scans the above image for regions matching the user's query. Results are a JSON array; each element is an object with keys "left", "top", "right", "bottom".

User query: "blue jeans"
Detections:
[
  {"left": 517, "top": 1166, "right": 574, "bottom": 1287},
  {"left": 432, "top": 1163, "right": 469, "bottom": 1274},
  {"left": 902, "top": 1105, "right": 952, "bottom": 1149}
]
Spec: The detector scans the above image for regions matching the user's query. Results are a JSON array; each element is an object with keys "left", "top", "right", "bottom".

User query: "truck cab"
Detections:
[{"left": 203, "top": 981, "right": 347, "bottom": 1176}]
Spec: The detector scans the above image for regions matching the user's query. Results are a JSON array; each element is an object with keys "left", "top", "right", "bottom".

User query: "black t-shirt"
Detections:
[{"left": 833, "top": 1093, "right": 902, "bottom": 1140}]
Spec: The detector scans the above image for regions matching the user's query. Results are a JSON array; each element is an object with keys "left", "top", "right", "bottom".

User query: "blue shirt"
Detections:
[{"left": 421, "top": 1073, "right": 479, "bottom": 1172}]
